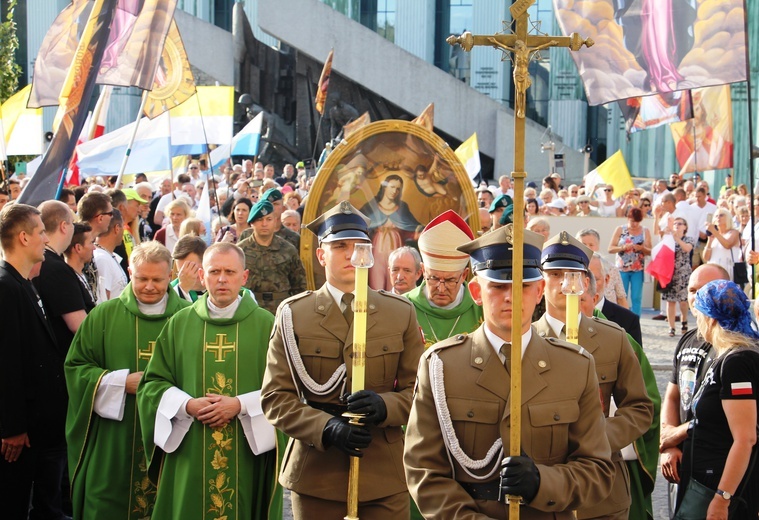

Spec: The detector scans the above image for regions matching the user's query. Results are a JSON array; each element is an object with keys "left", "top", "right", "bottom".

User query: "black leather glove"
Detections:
[
  {"left": 500, "top": 456, "right": 540, "bottom": 504},
  {"left": 322, "top": 417, "right": 372, "bottom": 457},
  {"left": 346, "top": 390, "right": 387, "bottom": 424}
]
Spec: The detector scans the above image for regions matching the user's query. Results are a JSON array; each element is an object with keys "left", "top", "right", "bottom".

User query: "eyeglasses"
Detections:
[
  {"left": 641, "top": 202, "right": 651, "bottom": 207},
  {"left": 425, "top": 275, "right": 461, "bottom": 288},
  {"left": 604, "top": 189, "right": 612, "bottom": 192},
  {"left": 189, "top": 166, "right": 199, "bottom": 170},
  {"left": 98, "top": 211, "right": 114, "bottom": 218}
]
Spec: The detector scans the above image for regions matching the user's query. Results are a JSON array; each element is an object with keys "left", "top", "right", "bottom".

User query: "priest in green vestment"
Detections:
[
  {"left": 65, "top": 242, "right": 191, "bottom": 520},
  {"left": 405, "top": 210, "right": 482, "bottom": 348},
  {"left": 138, "top": 242, "right": 283, "bottom": 520}
]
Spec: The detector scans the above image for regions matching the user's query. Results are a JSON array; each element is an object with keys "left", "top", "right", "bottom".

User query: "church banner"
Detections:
[
  {"left": 619, "top": 90, "right": 693, "bottom": 134},
  {"left": 19, "top": 0, "right": 118, "bottom": 206},
  {"left": 553, "top": 0, "right": 747, "bottom": 106},
  {"left": 670, "top": 85, "right": 733, "bottom": 173}
]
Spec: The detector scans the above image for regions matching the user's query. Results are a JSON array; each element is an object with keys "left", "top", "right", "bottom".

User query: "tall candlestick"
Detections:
[{"left": 344, "top": 242, "right": 373, "bottom": 520}]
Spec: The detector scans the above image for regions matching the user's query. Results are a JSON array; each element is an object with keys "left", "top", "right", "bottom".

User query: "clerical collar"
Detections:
[
  {"left": 207, "top": 294, "right": 242, "bottom": 319},
  {"left": 137, "top": 294, "right": 168, "bottom": 315},
  {"left": 427, "top": 284, "right": 465, "bottom": 310},
  {"left": 595, "top": 296, "right": 606, "bottom": 312},
  {"left": 484, "top": 325, "right": 532, "bottom": 361},
  {"left": 545, "top": 312, "right": 582, "bottom": 338}
]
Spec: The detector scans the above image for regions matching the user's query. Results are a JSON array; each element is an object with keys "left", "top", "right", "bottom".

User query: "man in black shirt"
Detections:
[
  {"left": 660, "top": 263, "right": 730, "bottom": 511},
  {"left": 33, "top": 201, "right": 82, "bottom": 354},
  {"left": 0, "top": 203, "right": 69, "bottom": 519}
]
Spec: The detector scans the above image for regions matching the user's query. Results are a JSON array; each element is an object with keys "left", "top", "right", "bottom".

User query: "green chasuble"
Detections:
[
  {"left": 594, "top": 309, "right": 661, "bottom": 520},
  {"left": 65, "top": 285, "right": 190, "bottom": 520},
  {"left": 406, "top": 282, "right": 483, "bottom": 348},
  {"left": 138, "top": 291, "right": 284, "bottom": 520}
]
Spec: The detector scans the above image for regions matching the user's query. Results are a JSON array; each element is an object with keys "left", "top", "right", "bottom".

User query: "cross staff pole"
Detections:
[{"left": 448, "top": 3, "right": 592, "bottom": 516}]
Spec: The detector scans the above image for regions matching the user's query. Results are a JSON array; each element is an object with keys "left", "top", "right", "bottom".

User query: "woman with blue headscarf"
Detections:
[{"left": 677, "top": 280, "right": 759, "bottom": 519}]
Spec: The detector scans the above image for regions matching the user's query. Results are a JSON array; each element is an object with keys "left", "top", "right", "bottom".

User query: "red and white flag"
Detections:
[
  {"left": 646, "top": 234, "right": 676, "bottom": 288},
  {"left": 69, "top": 86, "right": 112, "bottom": 186},
  {"left": 731, "top": 382, "right": 753, "bottom": 396}
]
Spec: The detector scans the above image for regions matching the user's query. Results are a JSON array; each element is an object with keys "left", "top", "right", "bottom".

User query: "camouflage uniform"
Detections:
[
  {"left": 239, "top": 225, "right": 299, "bottom": 250},
  {"left": 238, "top": 234, "right": 306, "bottom": 314}
]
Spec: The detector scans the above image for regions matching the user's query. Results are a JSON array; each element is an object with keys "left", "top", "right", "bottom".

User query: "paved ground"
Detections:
[{"left": 280, "top": 306, "right": 686, "bottom": 519}]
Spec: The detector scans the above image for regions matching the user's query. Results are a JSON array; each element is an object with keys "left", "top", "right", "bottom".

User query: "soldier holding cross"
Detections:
[{"left": 404, "top": 225, "right": 614, "bottom": 518}]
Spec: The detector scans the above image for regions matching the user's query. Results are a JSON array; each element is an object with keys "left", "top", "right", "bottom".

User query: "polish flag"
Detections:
[
  {"left": 69, "top": 86, "right": 112, "bottom": 185},
  {"left": 646, "top": 234, "right": 676, "bottom": 288},
  {"left": 731, "top": 382, "right": 753, "bottom": 396}
]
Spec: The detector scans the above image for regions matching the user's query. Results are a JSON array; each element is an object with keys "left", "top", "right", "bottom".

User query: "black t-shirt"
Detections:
[
  {"left": 691, "top": 349, "right": 759, "bottom": 486},
  {"left": 671, "top": 328, "right": 716, "bottom": 424},
  {"left": 33, "top": 249, "right": 95, "bottom": 354}
]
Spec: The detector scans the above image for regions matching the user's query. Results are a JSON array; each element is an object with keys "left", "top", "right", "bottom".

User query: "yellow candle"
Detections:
[
  {"left": 351, "top": 266, "right": 369, "bottom": 392},
  {"left": 565, "top": 293, "right": 579, "bottom": 344}
]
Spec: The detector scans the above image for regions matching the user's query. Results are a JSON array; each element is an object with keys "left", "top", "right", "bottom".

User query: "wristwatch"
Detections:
[{"left": 716, "top": 489, "right": 733, "bottom": 501}]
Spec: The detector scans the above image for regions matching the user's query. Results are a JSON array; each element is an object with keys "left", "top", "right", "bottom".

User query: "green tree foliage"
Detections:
[{"left": 0, "top": 0, "right": 22, "bottom": 104}]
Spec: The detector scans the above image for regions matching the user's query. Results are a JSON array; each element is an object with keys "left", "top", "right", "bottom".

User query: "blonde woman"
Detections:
[
  {"left": 703, "top": 207, "right": 741, "bottom": 280},
  {"left": 154, "top": 198, "right": 191, "bottom": 254},
  {"left": 679, "top": 280, "right": 759, "bottom": 519}
]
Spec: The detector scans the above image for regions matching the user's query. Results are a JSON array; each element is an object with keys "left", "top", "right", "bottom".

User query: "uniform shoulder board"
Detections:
[
  {"left": 427, "top": 333, "right": 469, "bottom": 353},
  {"left": 278, "top": 290, "right": 313, "bottom": 310},
  {"left": 544, "top": 336, "right": 592, "bottom": 359},
  {"left": 377, "top": 289, "right": 413, "bottom": 306}
]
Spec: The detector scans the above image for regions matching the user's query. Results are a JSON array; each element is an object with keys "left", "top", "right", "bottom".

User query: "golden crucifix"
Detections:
[{"left": 448, "top": 2, "right": 592, "bottom": 516}]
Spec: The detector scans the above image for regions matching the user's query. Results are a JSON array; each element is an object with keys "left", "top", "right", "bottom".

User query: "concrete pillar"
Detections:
[{"left": 395, "top": 0, "right": 435, "bottom": 62}]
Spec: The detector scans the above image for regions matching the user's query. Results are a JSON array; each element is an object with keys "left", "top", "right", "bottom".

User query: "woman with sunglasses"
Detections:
[
  {"left": 608, "top": 207, "right": 652, "bottom": 315},
  {"left": 597, "top": 185, "right": 624, "bottom": 217},
  {"left": 703, "top": 208, "right": 742, "bottom": 282},
  {"left": 661, "top": 217, "right": 694, "bottom": 336}
]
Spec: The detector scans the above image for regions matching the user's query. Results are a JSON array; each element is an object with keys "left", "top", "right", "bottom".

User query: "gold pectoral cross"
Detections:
[
  {"left": 138, "top": 341, "right": 156, "bottom": 361},
  {"left": 205, "top": 334, "right": 236, "bottom": 362}
]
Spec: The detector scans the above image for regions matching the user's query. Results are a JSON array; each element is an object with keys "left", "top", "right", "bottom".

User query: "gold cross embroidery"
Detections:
[
  {"left": 138, "top": 341, "right": 156, "bottom": 361},
  {"left": 205, "top": 334, "right": 236, "bottom": 362}
]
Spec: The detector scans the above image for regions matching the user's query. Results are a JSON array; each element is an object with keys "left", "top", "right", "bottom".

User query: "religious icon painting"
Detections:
[{"left": 302, "top": 119, "right": 478, "bottom": 290}]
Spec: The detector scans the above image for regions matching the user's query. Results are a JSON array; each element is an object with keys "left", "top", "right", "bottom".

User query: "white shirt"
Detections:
[
  {"left": 675, "top": 201, "right": 700, "bottom": 241},
  {"left": 326, "top": 282, "right": 353, "bottom": 312},
  {"left": 483, "top": 325, "right": 533, "bottom": 363},
  {"left": 689, "top": 201, "right": 716, "bottom": 240},
  {"left": 93, "top": 247, "right": 128, "bottom": 302}
]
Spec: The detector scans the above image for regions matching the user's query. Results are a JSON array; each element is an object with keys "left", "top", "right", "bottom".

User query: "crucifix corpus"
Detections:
[{"left": 447, "top": 1, "right": 592, "bottom": 517}]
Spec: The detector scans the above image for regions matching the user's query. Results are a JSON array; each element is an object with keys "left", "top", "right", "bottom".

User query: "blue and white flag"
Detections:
[{"left": 76, "top": 112, "right": 171, "bottom": 177}]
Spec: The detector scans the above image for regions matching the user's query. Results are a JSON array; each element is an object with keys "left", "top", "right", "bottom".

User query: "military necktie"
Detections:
[
  {"left": 499, "top": 343, "right": 511, "bottom": 375},
  {"left": 342, "top": 293, "right": 354, "bottom": 326}
]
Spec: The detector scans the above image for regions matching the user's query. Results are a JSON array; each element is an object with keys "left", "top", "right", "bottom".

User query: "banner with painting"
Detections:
[
  {"left": 553, "top": 0, "right": 747, "bottom": 106},
  {"left": 670, "top": 85, "right": 733, "bottom": 174}
]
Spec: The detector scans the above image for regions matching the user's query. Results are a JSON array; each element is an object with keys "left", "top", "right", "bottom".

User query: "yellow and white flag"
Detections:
[
  {"left": 2, "top": 85, "right": 44, "bottom": 156},
  {"left": 169, "top": 86, "right": 234, "bottom": 153},
  {"left": 454, "top": 133, "right": 480, "bottom": 180},
  {"left": 589, "top": 150, "right": 635, "bottom": 198}
]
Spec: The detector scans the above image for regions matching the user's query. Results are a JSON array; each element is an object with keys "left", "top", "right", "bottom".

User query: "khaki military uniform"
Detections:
[
  {"left": 238, "top": 234, "right": 306, "bottom": 314},
  {"left": 404, "top": 326, "right": 614, "bottom": 519},
  {"left": 534, "top": 314, "right": 654, "bottom": 519},
  {"left": 261, "top": 284, "right": 424, "bottom": 517}
]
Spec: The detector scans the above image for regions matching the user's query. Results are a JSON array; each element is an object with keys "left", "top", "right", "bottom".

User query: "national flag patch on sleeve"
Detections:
[{"left": 731, "top": 382, "right": 753, "bottom": 396}]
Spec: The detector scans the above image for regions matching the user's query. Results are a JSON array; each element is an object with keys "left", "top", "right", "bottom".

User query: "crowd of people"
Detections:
[{"left": 0, "top": 161, "right": 758, "bottom": 520}]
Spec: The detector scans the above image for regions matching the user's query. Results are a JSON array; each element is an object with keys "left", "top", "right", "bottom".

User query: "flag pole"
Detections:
[
  {"left": 741, "top": 0, "right": 756, "bottom": 298},
  {"left": 114, "top": 90, "right": 149, "bottom": 190},
  {"left": 54, "top": 167, "right": 68, "bottom": 199},
  {"left": 193, "top": 91, "right": 221, "bottom": 217}
]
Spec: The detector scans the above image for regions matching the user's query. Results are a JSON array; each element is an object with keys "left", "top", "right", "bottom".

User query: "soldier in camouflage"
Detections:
[
  {"left": 239, "top": 188, "right": 300, "bottom": 250},
  {"left": 238, "top": 199, "right": 306, "bottom": 314}
]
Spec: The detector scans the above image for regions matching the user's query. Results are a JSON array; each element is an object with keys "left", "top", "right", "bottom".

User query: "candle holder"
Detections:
[
  {"left": 351, "top": 243, "right": 374, "bottom": 268},
  {"left": 561, "top": 272, "right": 585, "bottom": 344}
]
